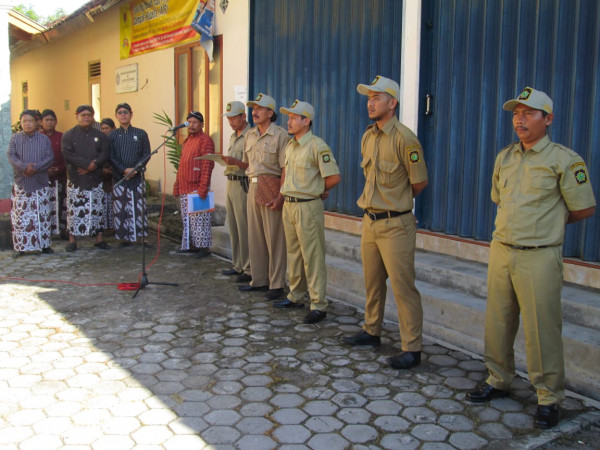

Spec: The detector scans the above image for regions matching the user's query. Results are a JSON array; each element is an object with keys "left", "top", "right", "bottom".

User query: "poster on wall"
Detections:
[{"left": 119, "top": 0, "right": 200, "bottom": 59}]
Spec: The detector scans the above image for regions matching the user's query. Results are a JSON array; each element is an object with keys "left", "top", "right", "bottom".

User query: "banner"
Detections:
[
  {"left": 120, "top": 0, "right": 200, "bottom": 59},
  {"left": 190, "top": 0, "right": 215, "bottom": 61}
]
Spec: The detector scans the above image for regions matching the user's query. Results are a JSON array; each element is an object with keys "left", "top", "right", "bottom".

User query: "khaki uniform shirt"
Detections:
[
  {"left": 357, "top": 116, "right": 428, "bottom": 212},
  {"left": 492, "top": 135, "right": 596, "bottom": 247},
  {"left": 281, "top": 132, "right": 340, "bottom": 199},
  {"left": 243, "top": 123, "right": 289, "bottom": 178},
  {"left": 224, "top": 124, "right": 250, "bottom": 177}
]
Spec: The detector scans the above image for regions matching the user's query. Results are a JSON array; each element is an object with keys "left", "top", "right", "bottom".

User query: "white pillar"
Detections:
[
  {"left": 0, "top": 1, "right": 16, "bottom": 198},
  {"left": 399, "top": 0, "right": 422, "bottom": 133}
]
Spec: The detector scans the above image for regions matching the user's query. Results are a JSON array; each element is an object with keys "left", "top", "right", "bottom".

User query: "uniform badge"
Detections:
[
  {"left": 322, "top": 154, "right": 331, "bottom": 163},
  {"left": 518, "top": 87, "right": 532, "bottom": 100},
  {"left": 371, "top": 76, "right": 381, "bottom": 85},
  {"left": 574, "top": 169, "right": 588, "bottom": 185},
  {"left": 133, "top": 135, "right": 138, "bottom": 141},
  {"left": 409, "top": 150, "right": 420, "bottom": 164},
  {"left": 94, "top": 137, "right": 98, "bottom": 142},
  {"left": 226, "top": 103, "right": 232, "bottom": 112}
]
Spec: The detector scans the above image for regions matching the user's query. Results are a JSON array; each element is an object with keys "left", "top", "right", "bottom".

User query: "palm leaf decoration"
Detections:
[{"left": 153, "top": 111, "right": 182, "bottom": 173}]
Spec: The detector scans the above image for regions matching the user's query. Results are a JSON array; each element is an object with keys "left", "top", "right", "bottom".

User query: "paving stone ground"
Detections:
[{"left": 0, "top": 234, "right": 598, "bottom": 449}]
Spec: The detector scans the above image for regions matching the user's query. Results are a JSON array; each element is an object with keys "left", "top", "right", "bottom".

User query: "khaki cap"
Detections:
[
  {"left": 222, "top": 101, "right": 245, "bottom": 117},
  {"left": 279, "top": 100, "right": 315, "bottom": 119},
  {"left": 357, "top": 75, "right": 400, "bottom": 100},
  {"left": 503, "top": 87, "right": 553, "bottom": 114},
  {"left": 246, "top": 93, "right": 276, "bottom": 111}
]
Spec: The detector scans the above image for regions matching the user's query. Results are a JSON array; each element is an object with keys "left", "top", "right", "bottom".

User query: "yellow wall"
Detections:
[{"left": 10, "top": 0, "right": 251, "bottom": 200}]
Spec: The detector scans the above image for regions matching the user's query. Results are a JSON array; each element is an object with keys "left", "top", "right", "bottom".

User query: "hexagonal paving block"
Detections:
[
  {"left": 271, "top": 408, "right": 308, "bottom": 425},
  {"left": 272, "top": 424, "right": 311, "bottom": 444},
  {"left": 307, "top": 433, "right": 350, "bottom": 450}
]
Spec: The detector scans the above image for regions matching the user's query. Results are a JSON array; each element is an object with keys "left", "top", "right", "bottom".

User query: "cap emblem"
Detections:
[{"left": 518, "top": 88, "right": 532, "bottom": 100}]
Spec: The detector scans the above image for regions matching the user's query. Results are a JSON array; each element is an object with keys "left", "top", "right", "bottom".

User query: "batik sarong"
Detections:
[
  {"left": 10, "top": 184, "right": 53, "bottom": 252},
  {"left": 103, "top": 192, "right": 114, "bottom": 231},
  {"left": 113, "top": 184, "right": 147, "bottom": 243},
  {"left": 49, "top": 180, "right": 67, "bottom": 236},
  {"left": 66, "top": 182, "right": 105, "bottom": 236},
  {"left": 179, "top": 196, "right": 212, "bottom": 250}
]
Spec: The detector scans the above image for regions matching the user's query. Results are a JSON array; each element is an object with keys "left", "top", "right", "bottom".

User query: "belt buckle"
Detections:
[{"left": 367, "top": 211, "right": 377, "bottom": 221}]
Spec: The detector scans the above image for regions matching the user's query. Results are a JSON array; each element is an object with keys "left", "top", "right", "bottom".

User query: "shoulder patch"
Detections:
[
  {"left": 408, "top": 148, "right": 420, "bottom": 164},
  {"left": 322, "top": 153, "right": 331, "bottom": 163},
  {"left": 574, "top": 168, "right": 589, "bottom": 185}
]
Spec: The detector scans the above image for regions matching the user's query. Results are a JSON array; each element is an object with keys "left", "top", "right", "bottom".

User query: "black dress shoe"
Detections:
[
  {"left": 236, "top": 273, "right": 252, "bottom": 283},
  {"left": 222, "top": 268, "right": 242, "bottom": 276},
  {"left": 387, "top": 351, "right": 421, "bottom": 369},
  {"left": 535, "top": 404, "right": 560, "bottom": 429},
  {"left": 41, "top": 247, "right": 54, "bottom": 254},
  {"left": 343, "top": 330, "right": 381, "bottom": 347},
  {"left": 466, "top": 382, "right": 510, "bottom": 403},
  {"left": 238, "top": 284, "right": 268, "bottom": 292},
  {"left": 273, "top": 298, "right": 303, "bottom": 308},
  {"left": 265, "top": 288, "right": 284, "bottom": 300},
  {"left": 304, "top": 310, "right": 327, "bottom": 324},
  {"left": 94, "top": 241, "right": 111, "bottom": 250}
]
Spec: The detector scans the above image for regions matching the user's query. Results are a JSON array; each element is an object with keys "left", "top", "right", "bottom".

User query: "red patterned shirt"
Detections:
[{"left": 173, "top": 131, "right": 215, "bottom": 198}]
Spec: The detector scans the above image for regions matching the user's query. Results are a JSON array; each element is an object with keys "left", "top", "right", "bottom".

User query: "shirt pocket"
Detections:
[
  {"left": 260, "top": 143, "right": 279, "bottom": 166},
  {"left": 294, "top": 160, "right": 313, "bottom": 186},
  {"left": 378, "top": 159, "right": 401, "bottom": 187},
  {"left": 360, "top": 156, "right": 372, "bottom": 178}
]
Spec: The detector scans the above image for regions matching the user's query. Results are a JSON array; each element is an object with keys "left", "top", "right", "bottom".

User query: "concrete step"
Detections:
[{"left": 208, "top": 225, "right": 600, "bottom": 401}]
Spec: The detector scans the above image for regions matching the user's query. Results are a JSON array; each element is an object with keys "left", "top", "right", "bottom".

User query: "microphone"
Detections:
[{"left": 169, "top": 121, "right": 189, "bottom": 132}]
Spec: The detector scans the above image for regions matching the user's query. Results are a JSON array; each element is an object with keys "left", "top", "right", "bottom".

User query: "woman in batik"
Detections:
[{"left": 8, "top": 110, "right": 55, "bottom": 258}]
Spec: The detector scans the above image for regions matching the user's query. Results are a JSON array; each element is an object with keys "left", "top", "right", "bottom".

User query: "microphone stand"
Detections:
[{"left": 113, "top": 132, "right": 179, "bottom": 298}]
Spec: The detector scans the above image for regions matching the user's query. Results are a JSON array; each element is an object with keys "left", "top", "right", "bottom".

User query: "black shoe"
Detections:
[
  {"left": 41, "top": 247, "right": 54, "bottom": 254},
  {"left": 265, "top": 288, "right": 284, "bottom": 300},
  {"left": 94, "top": 241, "right": 110, "bottom": 250},
  {"left": 222, "top": 268, "right": 242, "bottom": 276},
  {"left": 343, "top": 330, "right": 381, "bottom": 347},
  {"left": 12, "top": 251, "right": 25, "bottom": 259},
  {"left": 238, "top": 284, "right": 268, "bottom": 292},
  {"left": 466, "top": 382, "right": 510, "bottom": 403},
  {"left": 304, "top": 310, "right": 327, "bottom": 324},
  {"left": 195, "top": 249, "right": 210, "bottom": 259},
  {"left": 273, "top": 298, "right": 303, "bottom": 309},
  {"left": 66, "top": 242, "right": 77, "bottom": 252},
  {"left": 535, "top": 404, "right": 560, "bottom": 429},
  {"left": 118, "top": 241, "right": 132, "bottom": 248},
  {"left": 387, "top": 351, "right": 421, "bottom": 369},
  {"left": 236, "top": 273, "right": 252, "bottom": 283}
]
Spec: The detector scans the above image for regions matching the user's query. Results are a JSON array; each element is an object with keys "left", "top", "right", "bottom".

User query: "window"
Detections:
[
  {"left": 21, "top": 81, "right": 28, "bottom": 110},
  {"left": 88, "top": 61, "right": 101, "bottom": 122},
  {"left": 174, "top": 36, "right": 223, "bottom": 153}
]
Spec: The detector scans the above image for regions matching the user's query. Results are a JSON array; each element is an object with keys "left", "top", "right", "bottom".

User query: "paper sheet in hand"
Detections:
[
  {"left": 195, "top": 154, "right": 227, "bottom": 166},
  {"left": 187, "top": 191, "right": 215, "bottom": 213}
]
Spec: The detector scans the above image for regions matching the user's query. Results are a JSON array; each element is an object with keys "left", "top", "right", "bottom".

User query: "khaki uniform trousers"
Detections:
[
  {"left": 246, "top": 182, "right": 287, "bottom": 289},
  {"left": 361, "top": 213, "right": 423, "bottom": 351},
  {"left": 485, "top": 239, "right": 565, "bottom": 405},
  {"left": 282, "top": 199, "right": 327, "bottom": 311},
  {"left": 226, "top": 179, "right": 250, "bottom": 275}
]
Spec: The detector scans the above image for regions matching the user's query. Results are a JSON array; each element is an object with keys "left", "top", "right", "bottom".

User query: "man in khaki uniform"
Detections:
[
  {"left": 226, "top": 93, "right": 289, "bottom": 300},
  {"left": 467, "top": 87, "right": 596, "bottom": 429},
  {"left": 220, "top": 101, "right": 251, "bottom": 283},
  {"left": 275, "top": 100, "right": 341, "bottom": 324},
  {"left": 343, "top": 76, "right": 428, "bottom": 370}
]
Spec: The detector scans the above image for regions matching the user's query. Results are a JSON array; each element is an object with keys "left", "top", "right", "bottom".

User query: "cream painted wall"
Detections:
[{"left": 10, "top": 1, "right": 251, "bottom": 201}]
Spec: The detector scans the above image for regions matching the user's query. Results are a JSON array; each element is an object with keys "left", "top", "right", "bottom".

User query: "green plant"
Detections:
[{"left": 153, "top": 111, "right": 182, "bottom": 173}]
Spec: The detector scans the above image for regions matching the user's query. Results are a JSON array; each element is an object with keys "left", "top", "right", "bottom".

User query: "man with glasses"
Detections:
[{"left": 109, "top": 103, "right": 151, "bottom": 248}]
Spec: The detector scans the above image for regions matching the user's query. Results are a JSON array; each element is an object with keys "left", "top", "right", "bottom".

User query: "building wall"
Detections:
[{"left": 9, "top": 0, "right": 251, "bottom": 205}]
